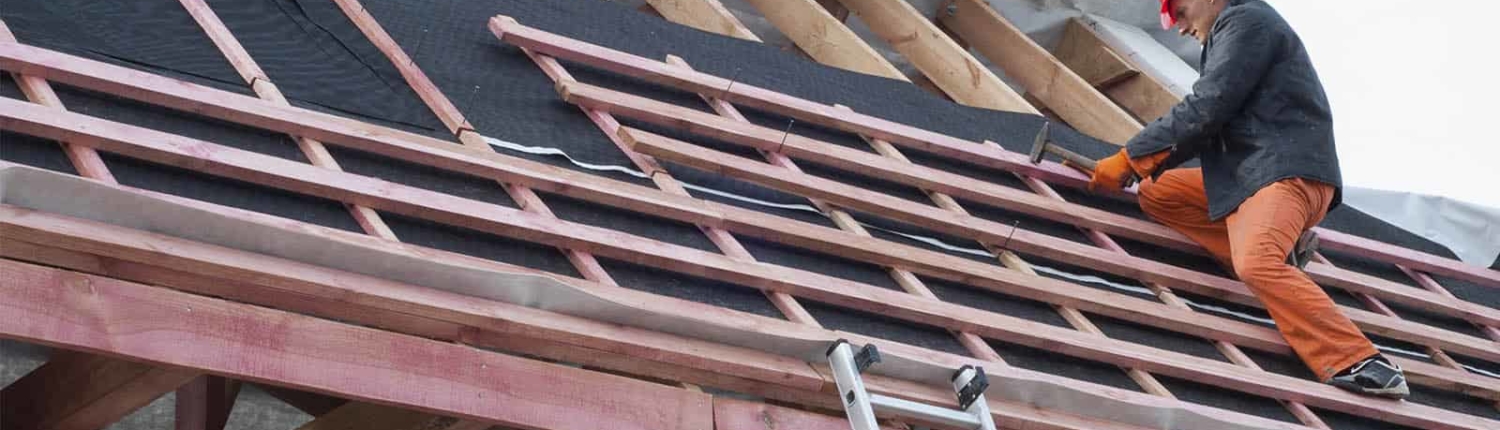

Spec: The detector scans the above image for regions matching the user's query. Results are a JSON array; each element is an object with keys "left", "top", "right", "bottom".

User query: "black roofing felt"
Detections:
[{"left": 2, "top": 0, "right": 1492, "bottom": 425}]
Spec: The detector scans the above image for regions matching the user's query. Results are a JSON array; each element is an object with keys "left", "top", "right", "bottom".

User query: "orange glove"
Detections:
[
  {"left": 1088, "top": 148, "right": 1171, "bottom": 193},
  {"left": 1088, "top": 149, "right": 1136, "bottom": 193}
]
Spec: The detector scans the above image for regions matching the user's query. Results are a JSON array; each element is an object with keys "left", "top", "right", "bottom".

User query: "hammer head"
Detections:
[{"left": 1028, "top": 121, "right": 1050, "bottom": 164}]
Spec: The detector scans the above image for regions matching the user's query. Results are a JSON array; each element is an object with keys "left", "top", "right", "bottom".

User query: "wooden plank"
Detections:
[
  {"left": 1054, "top": 18, "right": 1140, "bottom": 89},
  {"left": 0, "top": 20, "right": 114, "bottom": 183},
  {"left": 0, "top": 210, "right": 1309, "bottom": 430},
  {"left": 937, "top": 0, "right": 1140, "bottom": 144},
  {"left": 560, "top": 80, "right": 1199, "bottom": 253},
  {"left": 178, "top": 0, "right": 396, "bottom": 241},
  {"left": 0, "top": 260, "right": 715, "bottom": 430},
  {"left": 0, "top": 201, "right": 1300, "bottom": 430},
  {"left": 4, "top": 89, "right": 1494, "bottom": 377},
  {"left": 663, "top": 54, "right": 999, "bottom": 361},
  {"left": 486, "top": 18, "right": 1481, "bottom": 297},
  {"left": 255, "top": 384, "right": 348, "bottom": 417},
  {"left": 294, "top": 402, "right": 437, "bottom": 430},
  {"left": 642, "top": 0, "right": 762, "bottom": 42},
  {"left": 521, "top": 49, "right": 819, "bottom": 327},
  {"left": 555, "top": 81, "right": 1500, "bottom": 337},
  {"left": 328, "top": 0, "right": 617, "bottom": 286},
  {"left": 0, "top": 352, "right": 198, "bottom": 430},
  {"left": 2, "top": 43, "right": 1488, "bottom": 401},
  {"left": 616, "top": 125, "right": 1500, "bottom": 360},
  {"left": 736, "top": 0, "right": 907, "bottom": 80},
  {"left": 1054, "top": 19, "right": 1178, "bottom": 124},
  {"left": 0, "top": 178, "right": 1489, "bottom": 427},
  {"left": 832, "top": 0, "right": 1034, "bottom": 112},
  {"left": 175, "top": 375, "right": 241, "bottom": 430},
  {"left": 0, "top": 204, "right": 828, "bottom": 395}
]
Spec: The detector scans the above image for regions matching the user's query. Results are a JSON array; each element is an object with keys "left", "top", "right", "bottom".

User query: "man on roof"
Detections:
[{"left": 1087, "top": 0, "right": 1408, "bottom": 398}]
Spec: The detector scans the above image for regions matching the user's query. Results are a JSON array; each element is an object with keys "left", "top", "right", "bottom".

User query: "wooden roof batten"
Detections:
[
  {"left": 0, "top": 40, "right": 1494, "bottom": 430},
  {"left": 0, "top": 1, "right": 1494, "bottom": 428}
]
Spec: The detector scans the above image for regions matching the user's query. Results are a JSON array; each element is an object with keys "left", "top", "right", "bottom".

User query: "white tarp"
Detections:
[{"left": 1343, "top": 186, "right": 1500, "bottom": 268}]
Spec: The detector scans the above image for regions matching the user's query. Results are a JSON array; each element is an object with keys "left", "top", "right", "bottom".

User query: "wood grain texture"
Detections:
[
  {"left": 0, "top": 201, "right": 1300, "bottom": 430},
  {"left": 175, "top": 375, "right": 241, "bottom": 430},
  {"left": 0, "top": 260, "right": 714, "bottom": 430},
  {"left": 737, "top": 0, "right": 907, "bottom": 80},
  {"left": 4, "top": 93, "right": 1493, "bottom": 400},
  {"left": 938, "top": 0, "right": 1140, "bottom": 144},
  {"left": 833, "top": 0, "right": 1034, "bottom": 112},
  {"left": 643, "top": 0, "right": 762, "bottom": 42}
]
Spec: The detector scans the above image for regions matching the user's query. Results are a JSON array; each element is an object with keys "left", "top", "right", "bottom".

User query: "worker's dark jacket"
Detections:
[{"left": 1125, "top": 0, "right": 1340, "bottom": 220}]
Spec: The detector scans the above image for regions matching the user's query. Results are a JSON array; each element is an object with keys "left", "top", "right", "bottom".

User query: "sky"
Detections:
[{"left": 1266, "top": 0, "right": 1500, "bottom": 210}]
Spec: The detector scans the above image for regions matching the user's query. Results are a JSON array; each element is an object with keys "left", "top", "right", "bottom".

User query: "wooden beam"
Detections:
[
  {"left": 832, "top": 0, "right": 1034, "bottom": 112},
  {"left": 0, "top": 201, "right": 1300, "bottom": 430},
  {"left": 0, "top": 151, "right": 1490, "bottom": 429},
  {"left": 294, "top": 402, "right": 438, "bottom": 430},
  {"left": 0, "top": 352, "right": 198, "bottom": 430},
  {"left": 617, "top": 125, "right": 1500, "bottom": 363},
  {"left": 662, "top": 54, "right": 1001, "bottom": 361},
  {"left": 175, "top": 375, "right": 241, "bottom": 430},
  {"left": 328, "top": 0, "right": 619, "bottom": 286},
  {"left": 178, "top": 0, "right": 396, "bottom": 241},
  {"left": 520, "top": 48, "right": 819, "bottom": 326},
  {"left": 1053, "top": 19, "right": 1178, "bottom": 124},
  {"left": 0, "top": 70, "right": 1491, "bottom": 387},
  {"left": 1053, "top": 18, "right": 1140, "bottom": 89},
  {"left": 736, "top": 0, "right": 907, "bottom": 80},
  {"left": 0, "top": 260, "right": 715, "bottom": 430},
  {"left": 0, "top": 45, "right": 1489, "bottom": 374},
  {"left": 937, "top": 0, "right": 1140, "bottom": 144},
  {"left": 560, "top": 81, "right": 1500, "bottom": 336},
  {"left": 0, "top": 20, "right": 114, "bottom": 183},
  {"left": 255, "top": 384, "right": 348, "bottom": 417},
  {"left": 642, "top": 0, "right": 761, "bottom": 42},
  {"left": 562, "top": 80, "right": 1195, "bottom": 252},
  {"left": 480, "top": 20, "right": 1500, "bottom": 288}
]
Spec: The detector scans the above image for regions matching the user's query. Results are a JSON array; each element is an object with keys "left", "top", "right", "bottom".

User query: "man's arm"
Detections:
[{"left": 1125, "top": 7, "right": 1283, "bottom": 160}]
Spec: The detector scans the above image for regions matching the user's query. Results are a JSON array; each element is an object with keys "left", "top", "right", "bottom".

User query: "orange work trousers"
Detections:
[{"left": 1137, "top": 168, "right": 1377, "bottom": 381}]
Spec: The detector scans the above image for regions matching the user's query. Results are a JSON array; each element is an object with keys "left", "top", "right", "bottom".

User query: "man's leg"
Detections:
[
  {"left": 1225, "top": 179, "right": 1379, "bottom": 382},
  {"left": 1137, "top": 168, "right": 1234, "bottom": 267}
]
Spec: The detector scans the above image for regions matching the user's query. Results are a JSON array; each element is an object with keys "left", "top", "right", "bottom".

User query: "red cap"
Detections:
[{"left": 1160, "top": 0, "right": 1177, "bottom": 30}]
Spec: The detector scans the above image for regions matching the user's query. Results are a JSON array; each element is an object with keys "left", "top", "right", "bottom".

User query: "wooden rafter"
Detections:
[
  {"left": 175, "top": 375, "right": 241, "bottom": 430},
  {"left": 0, "top": 260, "right": 715, "bottom": 430},
  {"left": 937, "top": 0, "right": 1140, "bottom": 144},
  {"left": 735, "top": 0, "right": 907, "bottom": 80},
  {"left": 641, "top": 0, "right": 761, "bottom": 42},
  {"left": 0, "top": 352, "right": 199, "bottom": 430},
  {"left": 833, "top": 0, "right": 1033, "bottom": 112},
  {"left": 1054, "top": 18, "right": 1180, "bottom": 124}
]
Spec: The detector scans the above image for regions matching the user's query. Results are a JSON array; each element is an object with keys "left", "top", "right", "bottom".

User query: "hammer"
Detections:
[{"left": 1027, "top": 122, "right": 1137, "bottom": 186}]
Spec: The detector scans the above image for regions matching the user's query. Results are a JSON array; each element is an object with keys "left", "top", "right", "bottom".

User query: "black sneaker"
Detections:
[
  {"left": 1287, "top": 230, "right": 1319, "bottom": 269},
  {"left": 1328, "top": 356, "right": 1409, "bottom": 399}
]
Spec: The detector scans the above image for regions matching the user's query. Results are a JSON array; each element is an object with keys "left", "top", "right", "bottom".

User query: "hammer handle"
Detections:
[{"left": 1045, "top": 144, "right": 1097, "bottom": 171}]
